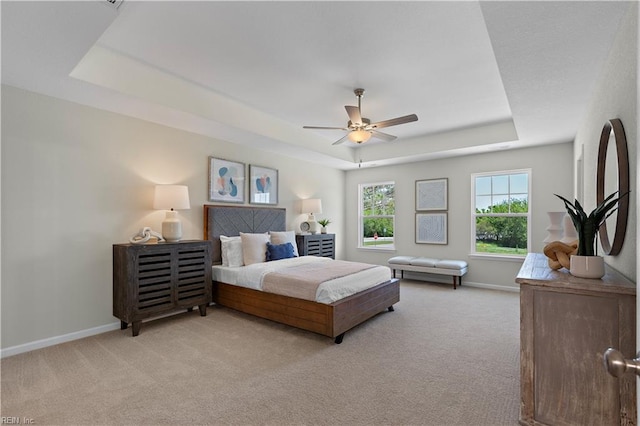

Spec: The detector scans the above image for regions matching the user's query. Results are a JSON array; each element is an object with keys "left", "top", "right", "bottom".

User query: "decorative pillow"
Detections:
[
  {"left": 269, "top": 230, "right": 299, "bottom": 257},
  {"left": 265, "top": 242, "right": 295, "bottom": 261},
  {"left": 240, "top": 232, "right": 270, "bottom": 265},
  {"left": 220, "top": 235, "right": 243, "bottom": 267}
]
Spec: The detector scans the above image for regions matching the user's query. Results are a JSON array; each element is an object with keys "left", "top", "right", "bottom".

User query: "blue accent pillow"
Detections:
[{"left": 265, "top": 242, "right": 296, "bottom": 261}]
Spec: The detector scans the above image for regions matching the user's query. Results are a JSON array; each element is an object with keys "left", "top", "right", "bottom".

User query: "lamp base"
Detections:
[
  {"left": 307, "top": 213, "right": 318, "bottom": 234},
  {"left": 162, "top": 211, "right": 183, "bottom": 242}
]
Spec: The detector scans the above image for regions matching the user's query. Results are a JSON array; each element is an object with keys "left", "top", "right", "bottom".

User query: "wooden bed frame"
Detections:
[{"left": 203, "top": 205, "right": 399, "bottom": 343}]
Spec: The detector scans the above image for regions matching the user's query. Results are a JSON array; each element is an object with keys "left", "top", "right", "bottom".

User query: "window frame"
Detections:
[
  {"left": 358, "top": 181, "right": 396, "bottom": 251},
  {"left": 470, "top": 169, "right": 531, "bottom": 260}
]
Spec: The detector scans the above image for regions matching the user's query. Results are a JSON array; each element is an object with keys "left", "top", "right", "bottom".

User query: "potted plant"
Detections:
[
  {"left": 555, "top": 191, "right": 628, "bottom": 278},
  {"left": 317, "top": 219, "right": 331, "bottom": 234}
]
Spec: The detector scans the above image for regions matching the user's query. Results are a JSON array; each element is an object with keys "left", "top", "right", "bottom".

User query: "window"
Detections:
[
  {"left": 359, "top": 182, "right": 395, "bottom": 249},
  {"left": 471, "top": 169, "right": 531, "bottom": 257}
]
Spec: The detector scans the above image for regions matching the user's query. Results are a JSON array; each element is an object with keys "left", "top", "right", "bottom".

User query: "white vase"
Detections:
[
  {"left": 570, "top": 255, "right": 605, "bottom": 279},
  {"left": 543, "top": 211, "right": 565, "bottom": 244},
  {"left": 321, "top": 227, "right": 327, "bottom": 234},
  {"left": 560, "top": 214, "right": 579, "bottom": 243}
]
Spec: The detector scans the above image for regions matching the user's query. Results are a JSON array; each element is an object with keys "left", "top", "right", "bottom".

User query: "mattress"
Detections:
[{"left": 212, "top": 256, "right": 392, "bottom": 304}]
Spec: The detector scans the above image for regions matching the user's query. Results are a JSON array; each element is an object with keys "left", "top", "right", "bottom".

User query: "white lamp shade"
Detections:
[
  {"left": 301, "top": 198, "right": 322, "bottom": 214},
  {"left": 301, "top": 198, "right": 322, "bottom": 213},
  {"left": 153, "top": 185, "right": 191, "bottom": 210}
]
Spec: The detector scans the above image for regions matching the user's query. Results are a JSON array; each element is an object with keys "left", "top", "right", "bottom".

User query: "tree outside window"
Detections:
[
  {"left": 472, "top": 170, "right": 530, "bottom": 256},
  {"left": 359, "top": 182, "right": 395, "bottom": 249}
]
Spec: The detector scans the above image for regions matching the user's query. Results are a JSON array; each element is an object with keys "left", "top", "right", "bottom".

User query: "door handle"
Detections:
[{"left": 603, "top": 347, "right": 640, "bottom": 378}]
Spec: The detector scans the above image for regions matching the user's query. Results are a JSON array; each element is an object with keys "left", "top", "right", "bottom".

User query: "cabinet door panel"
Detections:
[{"left": 533, "top": 291, "right": 619, "bottom": 425}]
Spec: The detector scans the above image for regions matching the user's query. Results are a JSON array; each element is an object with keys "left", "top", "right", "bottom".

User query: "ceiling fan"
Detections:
[{"left": 303, "top": 88, "right": 418, "bottom": 145}]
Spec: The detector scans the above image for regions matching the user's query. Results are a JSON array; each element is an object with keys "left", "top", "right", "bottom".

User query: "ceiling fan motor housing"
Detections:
[{"left": 348, "top": 118, "right": 370, "bottom": 130}]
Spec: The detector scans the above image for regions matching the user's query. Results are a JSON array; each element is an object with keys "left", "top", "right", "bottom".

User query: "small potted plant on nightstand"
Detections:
[
  {"left": 317, "top": 219, "right": 331, "bottom": 234},
  {"left": 555, "top": 191, "right": 628, "bottom": 278}
]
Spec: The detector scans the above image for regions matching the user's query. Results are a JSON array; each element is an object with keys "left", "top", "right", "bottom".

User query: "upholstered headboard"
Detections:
[{"left": 203, "top": 205, "right": 286, "bottom": 264}]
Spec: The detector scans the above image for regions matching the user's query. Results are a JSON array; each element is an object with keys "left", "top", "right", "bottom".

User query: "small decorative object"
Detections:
[
  {"left": 560, "top": 214, "right": 579, "bottom": 244},
  {"left": 543, "top": 211, "right": 565, "bottom": 244},
  {"left": 301, "top": 198, "right": 322, "bottom": 234},
  {"left": 153, "top": 185, "right": 191, "bottom": 242},
  {"left": 209, "top": 157, "right": 245, "bottom": 203},
  {"left": 555, "top": 191, "right": 629, "bottom": 279},
  {"left": 317, "top": 219, "right": 331, "bottom": 234},
  {"left": 129, "top": 227, "right": 165, "bottom": 244},
  {"left": 300, "top": 221, "right": 310, "bottom": 233},
  {"left": 416, "top": 178, "right": 448, "bottom": 211},
  {"left": 416, "top": 212, "right": 447, "bottom": 244},
  {"left": 249, "top": 165, "right": 278, "bottom": 205},
  {"left": 543, "top": 240, "right": 577, "bottom": 270}
]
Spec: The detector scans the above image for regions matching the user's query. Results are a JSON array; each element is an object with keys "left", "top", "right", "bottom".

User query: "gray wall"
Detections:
[
  {"left": 1, "top": 85, "right": 346, "bottom": 350},
  {"left": 345, "top": 143, "right": 574, "bottom": 290},
  {"left": 574, "top": 2, "right": 637, "bottom": 282}
]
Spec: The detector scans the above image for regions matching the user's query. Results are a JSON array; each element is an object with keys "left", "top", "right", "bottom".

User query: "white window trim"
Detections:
[
  {"left": 358, "top": 181, "right": 396, "bottom": 250},
  {"left": 470, "top": 168, "right": 532, "bottom": 258}
]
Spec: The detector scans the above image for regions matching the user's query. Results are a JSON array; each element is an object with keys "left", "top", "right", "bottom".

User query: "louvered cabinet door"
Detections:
[
  {"left": 295, "top": 234, "right": 335, "bottom": 259},
  {"left": 113, "top": 241, "right": 213, "bottom": 336},
  {"left": 175, "top": 245, "right": 212, "bottom": 308}
]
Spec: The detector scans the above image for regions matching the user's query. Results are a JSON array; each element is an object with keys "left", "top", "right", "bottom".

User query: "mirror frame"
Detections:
[{"left": 596, "top": 118, "right": 629, "bottom": 256}]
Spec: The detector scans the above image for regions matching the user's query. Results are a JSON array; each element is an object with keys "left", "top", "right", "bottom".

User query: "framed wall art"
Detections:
[
  {"left": 208, "top": 157, "right": 245, "bottom": 203},
  {"left": 249, "top": 164, "right": 278, "bottom": 205},
  {"left": 416, "top": 212, "right": 448, "bottom": 244},
  {"left": 416, "top": 178, "right": 448, "bottom": 211}
]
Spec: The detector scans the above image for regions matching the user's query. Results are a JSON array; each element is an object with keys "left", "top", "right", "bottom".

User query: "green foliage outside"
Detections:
[
  {"left": 475, "top": 198, "right": 528, "bottom": 254},
  {"left": 362, "top": 184, "right": 395, "bottom": 243}
]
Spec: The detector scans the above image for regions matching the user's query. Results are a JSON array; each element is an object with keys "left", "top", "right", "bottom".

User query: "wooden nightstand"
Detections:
[
  {"left": 296, "top": 233, "right": 335, "bottom": 259},
  {"left": 113, "top": 240, "right": 213, "bottom": 336}
]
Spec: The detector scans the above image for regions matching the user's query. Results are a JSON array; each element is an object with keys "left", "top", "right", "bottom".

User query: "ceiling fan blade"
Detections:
[
  {"left": 345, "top": 105, "right": 362, "bottom": 126},
  {"left": 368, "top": 114, "right": 418, "bottom": 129},
  {"left": 371, "top": 130, "right": 397, "bottom": 142},
  {"left": 303, "top": 126, "right": 349, "bottom": 130},
  {"left": 332, "top": 134, "right": 351, "bottom": 145}
]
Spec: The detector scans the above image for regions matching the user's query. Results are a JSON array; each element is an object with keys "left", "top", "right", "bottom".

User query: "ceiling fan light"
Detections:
[{"left": 348, "top": 129, "right": 372, "bottom": 144}]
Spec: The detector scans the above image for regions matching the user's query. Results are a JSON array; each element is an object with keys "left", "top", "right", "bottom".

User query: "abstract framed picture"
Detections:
[
  {"left": 249, "top": 164, "right": 278, "bottom": 205},
  {"left": 416, "top": 212, "right": 448, "bottom": 244},
  {"left": 416, "top": 178, "right": 448, "bottom": 211},
  {"left": 208, "top": 157, "right": 245, "bottom": 203}
]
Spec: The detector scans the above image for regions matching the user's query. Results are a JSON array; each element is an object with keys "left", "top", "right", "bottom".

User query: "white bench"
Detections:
[{"left": 388, "top": 256, "right": 468, "bottom": 290}]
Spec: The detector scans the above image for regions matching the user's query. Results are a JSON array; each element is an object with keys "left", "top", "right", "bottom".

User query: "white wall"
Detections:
[
  {"left": 574, "top": 2, "right": 637, "bottom": 282},
  {"left": 344, "top": 143, "right": 574, "bottom": 290},
  {"left": 1, "top": 85, "right": 345, "bottom": 350}
]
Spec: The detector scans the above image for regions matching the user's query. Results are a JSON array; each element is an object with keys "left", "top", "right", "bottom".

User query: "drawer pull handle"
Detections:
[{"left": 603, "top": 347, "right": 640, "bottom": 377}]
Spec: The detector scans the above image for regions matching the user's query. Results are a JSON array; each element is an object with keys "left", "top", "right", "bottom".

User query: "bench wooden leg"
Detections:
[{"left": 452, "top": 276, "right": 462, "bottom": 290}]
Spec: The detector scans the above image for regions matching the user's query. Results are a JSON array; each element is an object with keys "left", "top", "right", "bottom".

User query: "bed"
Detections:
[{"left": 204, "top": 205, "right": 399, "bottom": 343}]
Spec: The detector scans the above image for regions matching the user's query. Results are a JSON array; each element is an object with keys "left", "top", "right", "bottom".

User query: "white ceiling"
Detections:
[{"left": 1, "top": 1, "right": 632, "bottom": 170}]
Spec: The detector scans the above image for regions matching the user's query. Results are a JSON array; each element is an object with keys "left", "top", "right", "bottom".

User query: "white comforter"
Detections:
[{"left": 212, "top": 256, "right": 391, "bottom": 304}]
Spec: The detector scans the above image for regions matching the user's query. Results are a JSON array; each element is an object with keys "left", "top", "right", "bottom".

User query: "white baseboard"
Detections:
[
  {"left": 462, "top": 281, "right": 520, "bottom": 293},
  {"left": 1, "top": 322, "right": 121, "bottom": 359},
  {"left": 400, "top": 271, "right": 519, "bottom": 293}
]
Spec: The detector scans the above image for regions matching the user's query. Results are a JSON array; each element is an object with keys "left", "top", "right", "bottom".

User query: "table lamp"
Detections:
[
  {"left": 153, "top": 185, "right": 191, "bottom": 242},
  {"left": 301, "top": 198, "right": 322, "bottom": 234}
]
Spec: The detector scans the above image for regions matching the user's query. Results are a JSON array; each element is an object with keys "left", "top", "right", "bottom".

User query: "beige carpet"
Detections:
[{"left": 1, "top": 280, "right": 520, "bottom": 425}]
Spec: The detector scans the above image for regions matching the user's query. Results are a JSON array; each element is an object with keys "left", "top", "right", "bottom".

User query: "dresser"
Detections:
[
  {"left": 113, "top": 240, "right": 213, "bottom": 336},
  {"left": 296, "top": 233, "right": 335, "bottom": 259},
  {"left": 516, "top": 253, "right": 636, "bottom": 426}
]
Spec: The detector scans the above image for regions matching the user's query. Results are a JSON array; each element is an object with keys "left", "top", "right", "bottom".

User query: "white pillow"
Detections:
[
  {"left": 240, "top": 232, "right": 270, "bottom": 265},
  {"left": 269, "top": 230, "right": 299, "bottom": 257},
  {"left": 220, "top": 235, "right": 243, "bottom": 267}
]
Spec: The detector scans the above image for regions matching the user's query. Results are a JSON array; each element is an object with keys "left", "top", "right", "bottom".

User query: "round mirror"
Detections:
[{"left": 596, "top": 119, "right": 629, "bottom": 255}]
